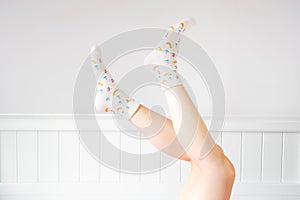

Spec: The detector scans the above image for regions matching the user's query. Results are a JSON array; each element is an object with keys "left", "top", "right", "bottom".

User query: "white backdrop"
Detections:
[
  {"left": 0, "top": 0, "right": 299, "bottom": 119},
  {"left": 0, "top": 1, "right": 300, "bottom": 199}
]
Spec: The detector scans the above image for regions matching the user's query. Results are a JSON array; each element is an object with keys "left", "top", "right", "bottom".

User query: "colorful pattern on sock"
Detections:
[
  {"left": 145, "top": 64, "right": 181, "bottom": 89},
  {"left": 91, "top": 45, "right": 140, "bottom": 118},
  {"left": 157, "top": 20, "right": 187, "bottom": 57},
  {"left": 90, "top": 45, "right": 105, "bottom": 73},
  {"left": 144, "top": 19, "right": 195, "bottom": 88},
  {"left": 95, "top": 69, "right": 116, "bottom": 113}
]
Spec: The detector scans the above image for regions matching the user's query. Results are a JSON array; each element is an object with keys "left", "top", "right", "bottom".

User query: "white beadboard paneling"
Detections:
[
  {"left": 283, "top": 132, "right": 300, "bottom": 182},
  {"left": 211, "top": 131, "right": 222, "bottom": 147},
  {"left": 96, "top": 118, "right": 120, "bottom": 131},
  {"left": 120, "top": 132, "right": 140, "bottom": 182},
  {"left": 60, "top": 131, "right": 80, "bottom": 182},
  {"left": 140, "top": 139, "right": 160, "bottom": 182},
  {"left": 180, "top": 160, "right": 190, "bottom": 182},
  {"left": 0, "top": 115, "right": 300, "bottom": 199},
  {"left": 100, "top": 131, "right": 120, "bottom": 182},
  {"left": 222, "top": 131, "right": 242, "bottom": 181},
  {"left": 262, "top": 132, "right": 282, "bottom": 182},
  {"left": 242, "top": 132, "right": 262, "bottom": 182},
  {"left": 160, "top": 153, "right": 180, "bottom": 182},
  {"left": 79, "top": 131, "right": 100, "bottom": 182},
  {"left": 0, "top": 131, "right": 17, "bottom": 182},
  {"left": 38, "top": 131, "right": 59, "bottom": 182},
  {"left": 17, "top": 131, "right": 38, "bottom": 182}
]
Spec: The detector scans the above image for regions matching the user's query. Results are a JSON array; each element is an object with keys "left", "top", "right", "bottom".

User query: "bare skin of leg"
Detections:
[
  {"left": 179, "top": 146, "right": 235, "bottom": 200},
  {"left": 164, "top": 85, "right": 236, "bottom": 200},
  {"left": 130, "top": 99, "right": 235, "bottom": 199},
  {"left": 130, "top": 104, "right": 191, "bottom": 162},
  {"left": 129, "top": 85, "right": 235, "bottom": 199}
]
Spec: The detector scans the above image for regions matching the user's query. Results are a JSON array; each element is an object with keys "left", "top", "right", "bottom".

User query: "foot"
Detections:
[
  {"left": 91, "top": 45, "right": 140, "bottom": 118},
  {"left": 144, "top": 18, "right": 196, "bottom": 89}
]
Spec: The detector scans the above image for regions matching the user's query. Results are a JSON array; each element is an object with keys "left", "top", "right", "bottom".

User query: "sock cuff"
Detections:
[{"left": 127, "top": 101, "right": 141, "bottom": 119}]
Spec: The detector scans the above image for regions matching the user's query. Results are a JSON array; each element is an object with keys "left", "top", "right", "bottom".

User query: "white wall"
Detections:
[
  {"left": 0, "top": 1, "right": 300, "bottom": 199},
  {"left": 0, "top": 0, "right": 299, "bottom": 118}
]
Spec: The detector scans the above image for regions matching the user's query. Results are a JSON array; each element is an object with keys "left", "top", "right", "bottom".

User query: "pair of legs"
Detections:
[
  {"left": 130, "top": 86, "right": 235, "bottom": 200},
  {"left": 92, "top": 19, "right": 235, "bottom": 199}
]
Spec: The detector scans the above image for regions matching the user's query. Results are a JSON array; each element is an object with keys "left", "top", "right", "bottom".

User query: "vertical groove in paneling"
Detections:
[
  {"left": 179, "top": 160, "right": 182, "bottom": 182},
  {"left": 181, "top": 160, "right": 190, "bottom": 183},
  {"left": 38, "top": 131, "right": 59, "bottom": 182},
  {"left": 98, "top": 130, "right": 102, "bottom": 183},
  {"left": 263, "top": 132, "right": 283, "bottom": 183},
  {"left": 16, "top": 130, "right": 18, "bottom": 183},
  {"left": 119, "top": 130, "right": 140, "bottom": 183},
  {"left": 57, "top": 131, "right": 61, "bottom": 183},
  {"left": 60, "top": 131, "right": 79, "bottom": 182},
  {"left": 223, "top": 131, "right": 242, "bottom": 182},
  {"left": 79, "top": 131, "right": 100, "bottom": 182},
  {"left": 140, "top": 135, "right": 160, "bottom": 183},
  {"left": 242, "top": 132, "right": 262, "bottom": 182},
  {"left": 282, "top": 132, "right": 300, "bottom": 182},
  {"left": 139, "top": 131, "right": 142, "bottom": 183},
  {"left": 0, "top": 131, "right": 1, "bottom": 183},
  {"left": 0, "top": 130, "right": 1, "bottom": 183},
  {"left": 0, "top": 131, "right": 2, "bottom": 182},
  {"left": 100, "top": 130, "right": 120, "bottom": 182},
  {"left": 220, "top": 131, "right": 223, "bottom": 148},
  {"left": 159, "top": 151, "right": 162, "bottom": 183},
  {"left": 260, "top": 132, "right": 264, "bottom": 183},
  {"left": 280, "top": 132, "right": 285, "bottom": 183},
  {"left": 18, "top": 131, "right": 38, "bottom": 182},
  {"left": 99, "top": 130, "right": 103, "bottom": 183},
  {"left": 36, "top": 130, "right": 39, "bottom": 183},
  {"left": 240, "top": 131, "right": 244, "bottom": 183},
  {"left": 0, "top": 131, "right": 18, "bottom": 182},
  {"left": 78, "top": 131, "right": 81, "bottom": 182},
  {"left": 119, "top": 130, "right": 121, "bottom": 182}
]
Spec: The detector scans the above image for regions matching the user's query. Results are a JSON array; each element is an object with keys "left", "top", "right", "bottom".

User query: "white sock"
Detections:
[
  {"left": 91, "top": 45, "right": 140, "bottom": 119},
  {"left": 144, "top": 18, "right": 196, "bottom": 89}
]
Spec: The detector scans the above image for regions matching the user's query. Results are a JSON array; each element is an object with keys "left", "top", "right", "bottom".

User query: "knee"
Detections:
[{"left": 196, "top": 145, "right": 236, "bottom": 181}]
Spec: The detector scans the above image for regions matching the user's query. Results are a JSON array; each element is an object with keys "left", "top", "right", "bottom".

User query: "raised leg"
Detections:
[
  {"left": 130, "top": 104, "right": 190, "bottom": 161},
  {"left": 144, "top": 19, "right": 236, "bottom": 199},
  {"left": 91, "top": 44, "right": 190, "bottom": 161}
]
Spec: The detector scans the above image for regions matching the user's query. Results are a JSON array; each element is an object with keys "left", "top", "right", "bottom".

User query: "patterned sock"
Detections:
[
  {"left": 144, "top": 18, "right": 196, "bottom": 89},
  {"left": 91, "top": 45, "right": 140, "bottom": 119}
]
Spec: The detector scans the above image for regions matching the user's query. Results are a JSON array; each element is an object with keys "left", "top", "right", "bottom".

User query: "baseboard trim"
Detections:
[{"left": 0, "top": 182, "right": 299, "bottom": 200}]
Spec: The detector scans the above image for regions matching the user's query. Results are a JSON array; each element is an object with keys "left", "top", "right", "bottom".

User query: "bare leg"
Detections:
[
  {"left": 129, "top": 99, "right": 235, "bottom": 199},
  {"left": 163, "top": 85, "right": 214, "bottom": 161},
  {"left": 130, "top": 104, "right": 191, "bottom": 162},
  {"left": 130, "top": 96, "right": 235, "bottom": 199},
  {"left": 164, "top": 85, "right": 235, "bottom": 199},
  {"left": 179, "top": 157, "right": 235, "bottom": 200},
  {"left": 140, "top": 17, "right": 234, "bottom": 198}
]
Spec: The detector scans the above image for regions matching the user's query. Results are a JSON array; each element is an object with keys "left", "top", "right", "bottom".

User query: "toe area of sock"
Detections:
[
  {"left": 90, "top": 45, "right": 97, "bottom": 53},
  {"left": 182, "top": 17, "right": 196, "bottom": 30},
  {"left": 90, "top": 44, "right": 102, "bottom": 54}
]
